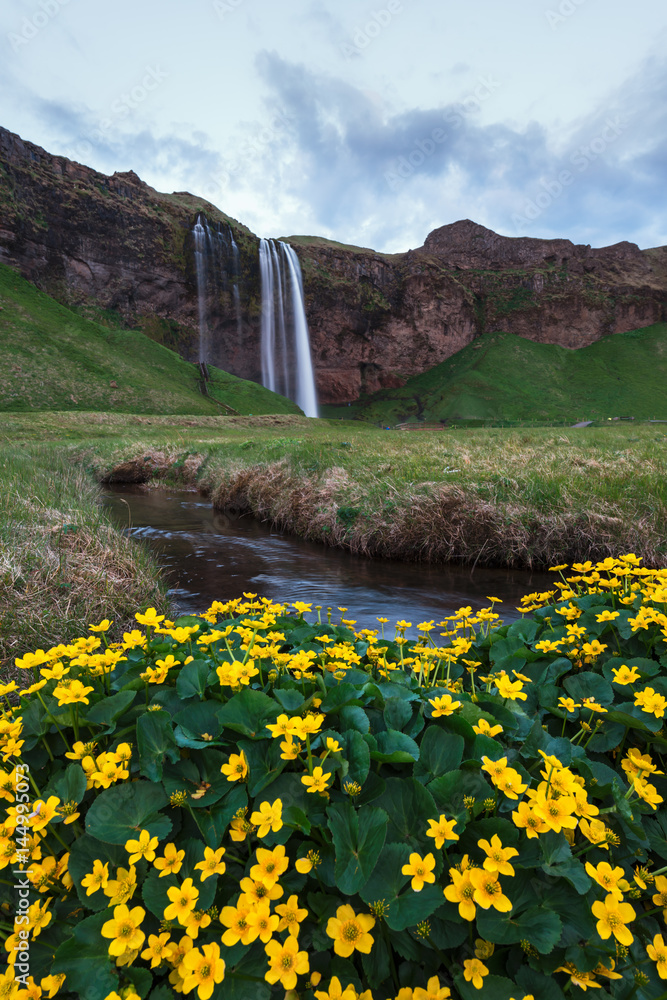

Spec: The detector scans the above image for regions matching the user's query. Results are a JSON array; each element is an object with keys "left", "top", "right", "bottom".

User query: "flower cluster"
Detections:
[{"left": 1, "top": 559, "right": 667, "bottom": 1000}]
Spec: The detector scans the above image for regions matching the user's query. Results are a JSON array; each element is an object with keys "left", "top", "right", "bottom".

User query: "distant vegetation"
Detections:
[
  {"left": 322, "top": 326, "right": 667, "bottom": 425},
  {"left": 0, "top": 263, "right": 300, "bottom": 416}
]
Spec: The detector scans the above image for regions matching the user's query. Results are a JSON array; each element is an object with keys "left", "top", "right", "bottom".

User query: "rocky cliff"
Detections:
[{"left": 1, "top": 125, "right": 665, "bottom": 404}]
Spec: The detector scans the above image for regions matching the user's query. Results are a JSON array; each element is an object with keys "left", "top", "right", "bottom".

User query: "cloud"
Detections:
[{"left": 247, "top": 50, "right": 667, "bottom": 251}]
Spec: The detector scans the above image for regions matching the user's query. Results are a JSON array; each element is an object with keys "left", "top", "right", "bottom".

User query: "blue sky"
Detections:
[{"left": 1, "top": 0, "right": 666, "bottom": 252}]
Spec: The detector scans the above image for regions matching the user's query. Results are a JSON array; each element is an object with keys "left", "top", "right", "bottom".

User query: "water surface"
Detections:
[{"left": 103, "top": 487, "right": 554, "bottom": 632}]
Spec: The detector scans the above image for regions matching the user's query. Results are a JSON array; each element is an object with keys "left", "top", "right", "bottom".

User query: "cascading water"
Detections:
[
  {"left": 193, "top": 217, "right": 209, "bottom": 364},
  {"left": 259, "top": 239, "right": 318, "bottom": 418},
  {"left": 191, "top": 212, "right": 244, "bottom": 365}
]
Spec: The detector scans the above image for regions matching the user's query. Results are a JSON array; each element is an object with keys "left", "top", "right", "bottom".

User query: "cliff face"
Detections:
[{"left": 1, "top": 126, "right": 666, "bottom": 405}]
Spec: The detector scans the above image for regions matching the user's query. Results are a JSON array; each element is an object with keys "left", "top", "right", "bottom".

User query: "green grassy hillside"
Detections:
[
  {"left": 322, "top": 326, "right": 667, "bottom": 424},
  {"left": 0, "top": 263, "right": 300, "bottom": 416}
]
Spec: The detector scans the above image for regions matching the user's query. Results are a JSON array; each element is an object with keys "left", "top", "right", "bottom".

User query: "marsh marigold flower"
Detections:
[
  {"left": 181, "top": 942, "right": 226, "bottom": 1000},
  {"left": 301, "top": 767, "right": 331, "bottom": 794},
  {"left": 426, "top": 814, "right": 459, "bottom": 849},
  {"left": 591, "top": 893, "right": 635, "bottom": 945},
  {"left": 463, "top": 958, "right": 489, "bottom": 989},
  {"left": 125, "top": 829, "right": 159, "bottom": 865},
  {"left": 220, "top": 751, "right": 248, "bottom": 782},
  {"left": 401, "top": 853, "right": 436, "bottom": 892},
  {"left": 194, "top": 846, "right": 226, "bottom": 881},
  {"left": 326, "top": 904, "right": 375, "bottom": 957},
  {"left": 647, "top": 934, "right": 667, "bottom": 979},
  {"left": 250, "top": 799, "right": 283, "bottom": 837},
  {"left": 413, "top": 977, "right": 451, "bottom": 1000},
  {"left": 164, "top": 878, "right": 199, "bottom": 925},
  {"left": 264, "top": 936, "right": 309, "bottom": 990},
  {"left": 101, "top": 904, "right": 146, "bottom": 957}
]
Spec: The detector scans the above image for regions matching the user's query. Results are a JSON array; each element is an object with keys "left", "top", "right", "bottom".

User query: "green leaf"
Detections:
[
  {"left": 213, "top": 975, "right": 271, "bottom": 1000},
  {"left": 46, "top": 762, "right": 87, "bottom": 806},
  {"left": 319, "top": 682, "right": 364, "bottom": 713},
  {"left": 122, "top": 966, "right": 153, "bottom": 999},
  {"left": 197, "top": 785, "right": 247, "bottom": 849},
  {"left": 476, "top": 905, "right": 562, "bottom": 953},
  {"left": 273, "top": 687, "right": 305, "bottom": 711},
  {"left": 174, "top": 702, "right": 223, "bottom": 744},
  {"left": 563, "top": 670, "right": 613, "bottom": 705},
  {"left": 136, "top": 710, "right": 179, "bottom": 781},
  {"left": 216, "top": 688, "right": 279, "bottom": 737},
  {"left": 176, "top": 658, "right": 211, "bottom": 700},
  {"left": 52, "top": 911, "right": 118, "bottom": 1000},
  {"left": 238, "top": 738, "right": 287, "bottom": 798},
  {"left": 514, "top": 966, "right": 566, "bottom": 1000},
  {"left": 338, "top": 705, "right": 370, "bottom": 733},
  {"left": 358, "top": 842, "right": 443, "bottom": 931},
  {"left": 68, "top": 834, "right": 129, "bottom": 911},
  {"left": 342, "top": 729, "right": 371, "bottom": 785},
  {"left": 370, "top": 729, "right": 420, "bottom": 763},
  {"left": 414, "top": 727, "right": 463, "bottom": 780},
  {"left": 375, "top": 777, "right": 437, "bottom": 851},
  {"left": 361, "top": 931, "right": 392, "bottom": 989},
  {"left": 85, "top": 780, "right": 171, "bottom": 844},
  {"left": 84, "top": 690, "right": 137, "bottom": 731},
  {"left": 383, "top": 698, "right": 413, "bottom": 731},
  {"left": 327, "top": 801, "right": 387, "bottom": 894},
  {"left": 542, "top": 856, "right": 591, "bottom": 894},
  {"left": 428, "top": 768, "right": 490, "bottom": 816},
  {"left": 453, "top": 972, "right": 519, "bottom": 1000}
]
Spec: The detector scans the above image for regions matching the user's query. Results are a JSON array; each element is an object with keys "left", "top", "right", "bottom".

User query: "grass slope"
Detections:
[
  {"left": 0, "top": 263, "right": 300, "bottom": 416},
  {"left": 322, "top": 326, "right": 667, "bottom": 424}
]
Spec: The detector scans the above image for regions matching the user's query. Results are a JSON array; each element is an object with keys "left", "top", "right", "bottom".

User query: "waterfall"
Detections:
[
  {"left": 259, "top": 238, "right": 318, "bottom": 417},
  {"left": 191, "top": 212, "right": 244, "bottom": 365},
  {"left": 193, "top": 217, "right": 209, "bottom": 364}
]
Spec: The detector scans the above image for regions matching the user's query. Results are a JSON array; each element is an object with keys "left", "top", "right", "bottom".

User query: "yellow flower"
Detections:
[
  {"left": 264, "top": 936, "right": 309, "bottom": 990},
  {"left": 181, "top": 942, "right": 226, "bottom": 1000},
  {"left": 184, "top": 910, "right": 212, "bottom": 940},
  {"left": 154, "top": 843, "right": 185, "bottom": 877},
  {"left": 470, "top": 869, "right": 512, "bottom": 912},
  {"left": 89, "top": 619, "right": 113, "bottom": 632},
  {"left": 635, "top": 687, "right": 667, "bottom": 719},
  {"left": 429, "top": 695, "right": 461, "bottom": 717},
  {"left": 591, "top": 893, "right": 635, "bottom": 946},
  {"left": 647, "top": 933, "right": 667, "bottom": 979},
  {"left": 103, "top": 865, "right": 138, "bottom": 905},
  {"left": 141, "top": 932, "right": 174, "bottom": 968},
  {"left": 495, "top": 674, "right": 527, "bottom": 701},
  {"left": 164, "top": 878, "right": 199, "bottom": 925},
  {"left": 100, "top": 904, "right": 146, "bottom": 957},
  {"left": 250, "top": 798, "right": 283, "bottom": 837},
  {"left": 426, "top": 814, "right": 459, "bottom": 849},
  {"left": 326, "top": 904, "right": 375, "bottom": 957},
  {"left": 295, "top": 850, "right": 320, "bottom": 874},
  {"left": 478, "top": 835, "right": 518, "bottom": 876},
  {"left": 81, "top": 859, "right": 109, "bottom": 895},
  {"left": 474, "top": 939, "right": 495, "bottom": 960},
  {"left": 472, "top": 718, "right": 503, "bottom": 737},
  {"left": 584, "top": 861, "right": 627, "bottom": 899},
  {"left": 279, "top": 738, "right": 301, "bottom": 760},
  {"left": 238, "top": 876, "right": 283, "bottom": 905},
  {"left": 135, "top": 608, "right": 165, "bottom": 627},
  {"left": 401, "top": 852, "right": 436, "bottom": 892},
  {"left": 413, "top": 977, "right": 451, "bottom": 1000},
  {"left": 250, "top": 845, "right": 289, "bottom": 888},
  {"left": 301, "top": 767, "right": 331, "bottom": 794},
  {"left": 220, "top": 899, "right": 256, "bottom": 946},
  {"left": 558, "top": 697, "right": 580, "bottom": 713},
  {"left": 314, "top": 976, "right": 359, "bottom": 1000},
  {"left": 194, "top": 846, "right": 226, "bottom": 881},
  {"left": 246, "top": 901, "right": 279, "bottom": 943},
  {"left": 611, "top": 664, "right": 641, "bottom": 685},
  {"left": 463, "top": 958, "right": 489, "bottom": 989},
  {"left": 52, "top": 680, "right": 95, "bottom": 706},
  {"left": 220, "top": 751, "right": 248, "bottom": 782},
  {"left": 124, "top": 829, "right": 159, "bottom": 865},
  {"left": 443, "top": 867, "right": 476, "bottom": 922},
  {"left": 275, "top": 894, "right": 308, "bottom": 937}
]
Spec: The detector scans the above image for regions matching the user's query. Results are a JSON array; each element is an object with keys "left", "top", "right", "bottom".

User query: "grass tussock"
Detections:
[
  {"left": 0, "top": 446, "right": 168, "bottom": 669},
  {"left": 1, "top": 412, "right": 666, "bottom": 666}
]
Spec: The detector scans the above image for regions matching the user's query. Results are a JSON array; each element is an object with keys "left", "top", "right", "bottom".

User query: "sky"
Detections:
[{"left": 1, "top": 0, "right": 666, "bottom": 253}]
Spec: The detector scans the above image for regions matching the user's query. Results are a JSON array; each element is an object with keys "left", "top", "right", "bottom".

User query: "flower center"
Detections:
[{"left": 343, "top": 921, "right": 361, "bottom": 941}]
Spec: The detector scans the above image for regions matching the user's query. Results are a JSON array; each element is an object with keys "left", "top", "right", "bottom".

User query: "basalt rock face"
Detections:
[{"left": 1, "top": 126, "right": 666, "bottom": 405}]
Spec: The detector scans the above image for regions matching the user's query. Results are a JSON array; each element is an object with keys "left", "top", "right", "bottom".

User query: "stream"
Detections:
[{"left": 103, "top": 487, "right": 555, "bottom": 633}]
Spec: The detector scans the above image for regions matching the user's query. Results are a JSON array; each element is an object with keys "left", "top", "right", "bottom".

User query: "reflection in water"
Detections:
[{"left": 103, "top": 487, "right": 555, "bottom": 633}]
